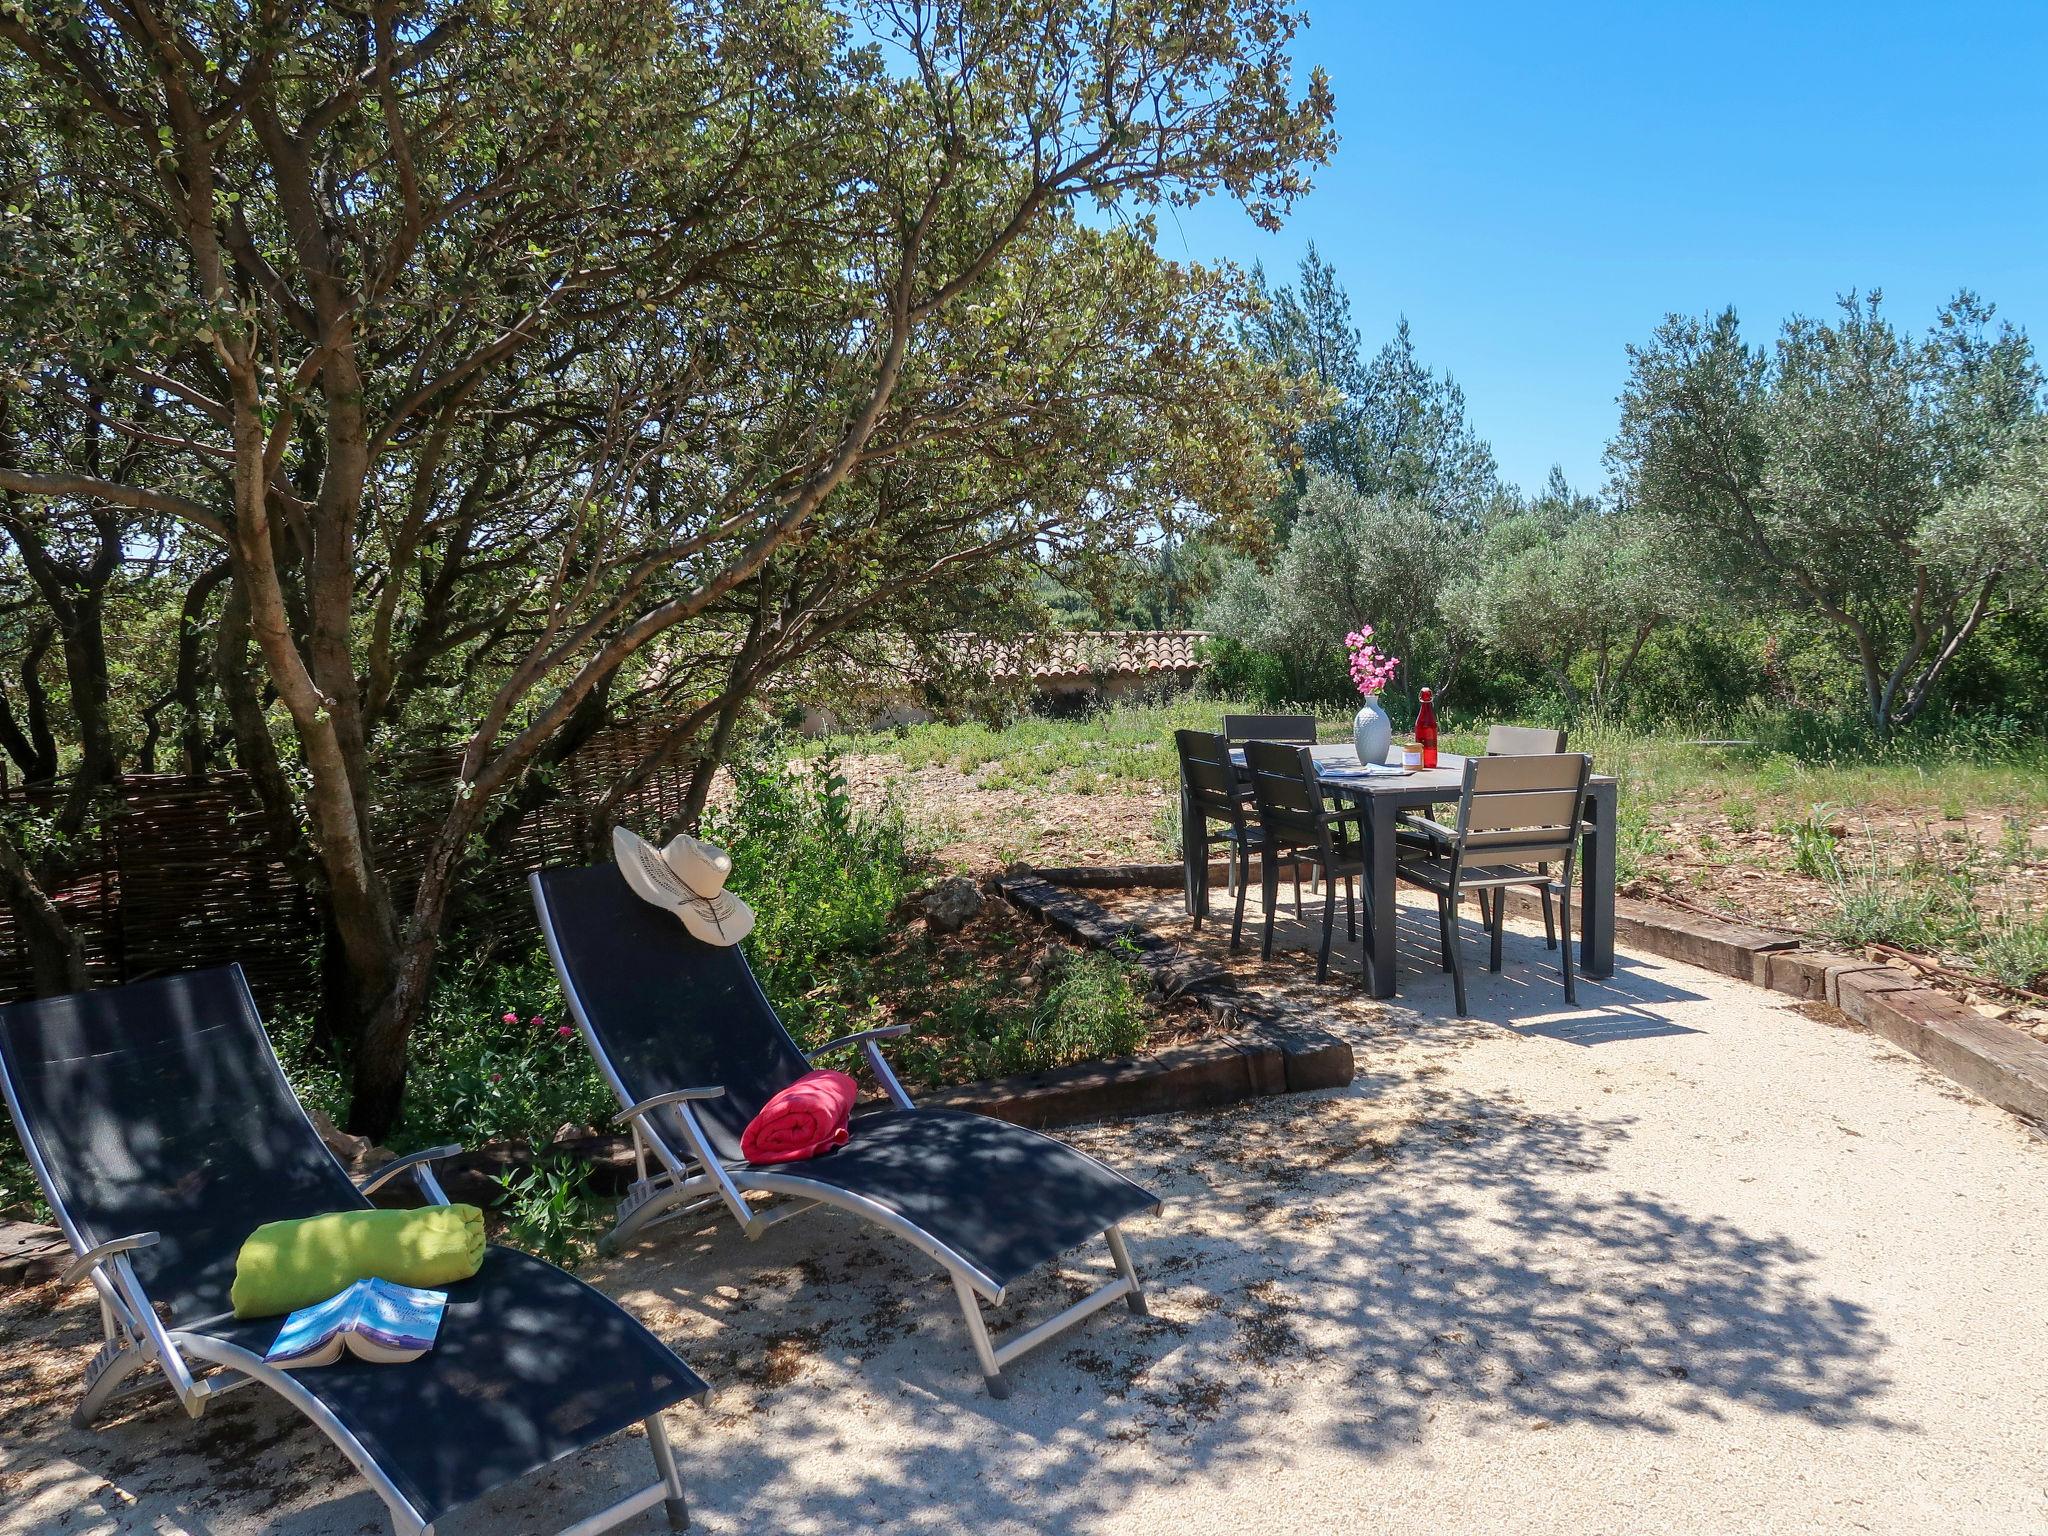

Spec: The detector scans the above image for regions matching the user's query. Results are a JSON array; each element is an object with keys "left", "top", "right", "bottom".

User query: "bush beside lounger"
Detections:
[
  {"left": 531, "top": 862, "right": 1163, "bottom": 1398},
  {"left": 0, "top": 965, "right": 709, "bottom": 1536}
]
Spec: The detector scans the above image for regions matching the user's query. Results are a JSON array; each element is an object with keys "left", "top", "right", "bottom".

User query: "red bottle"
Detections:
[{"left": 1414, "top": 688, "right": 1439, "bottom": 769}]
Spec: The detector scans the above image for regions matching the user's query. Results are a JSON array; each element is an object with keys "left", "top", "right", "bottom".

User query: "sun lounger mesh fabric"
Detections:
[
  {"left": 536, "top": 862, "right": 813, "bottom": 1161},
  {"left": 536, "top": 863, "right": 1162, "bottom": 1289},
  {"left": 189, "top": 1245, "right": 702, "bottom": 1526},
  {"left": 0, "top": 965, "right": 707, "bottom": 1530},
  {"left": 0, "top": 966, "right": 372, "bottom": 1324}
]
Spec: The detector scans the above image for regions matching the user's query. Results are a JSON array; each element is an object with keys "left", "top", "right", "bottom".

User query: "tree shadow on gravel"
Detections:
[
  {"left": 1, "top": 986, "right": 1896, "bottom": 1536},
  {"left": 610, "top": 1071, "right": 1899, "bottom": 1534}
]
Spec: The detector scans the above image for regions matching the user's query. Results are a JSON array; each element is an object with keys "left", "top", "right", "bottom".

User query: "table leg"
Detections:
[
  {"left": 1580, "top": 781, "right": 1617, "bottom": 978},
  {"left": 1367, "top": 799, "right": 1399, "bottom": 998}
]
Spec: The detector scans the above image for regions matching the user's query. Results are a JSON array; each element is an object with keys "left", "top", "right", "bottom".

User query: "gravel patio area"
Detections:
[{"left": 4, "top": 898, "right": 2045, "bottom": 1535}]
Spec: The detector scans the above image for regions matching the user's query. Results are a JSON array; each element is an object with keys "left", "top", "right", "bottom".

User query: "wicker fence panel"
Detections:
[{"left": 0, "top": 721, "right": 693, "bottom": 1007}]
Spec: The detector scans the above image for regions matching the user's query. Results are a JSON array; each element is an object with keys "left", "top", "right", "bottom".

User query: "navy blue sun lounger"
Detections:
[
  {"left": 0, "top": 965, "right": 708, "bottom": 1536},
  {"left": 531, "top": 862, "right": 1162, "bottom": 1397}
]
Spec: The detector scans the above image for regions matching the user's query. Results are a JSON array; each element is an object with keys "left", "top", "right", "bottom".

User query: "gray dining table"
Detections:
[{"left": 1201, "top": 745, "right": 1619, "bottom": 999}]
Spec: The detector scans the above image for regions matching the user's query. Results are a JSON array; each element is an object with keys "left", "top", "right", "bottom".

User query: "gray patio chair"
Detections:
[
  {"left": 0, "top": 965, "right": 708, "bottom": 1536},
  {"left": 1178, "top": 728, "right": 1303, "bottom": 947},
  {"left": 1485, "top": 724, "right": 1570, "bottom": 948},
  {"left": 529, "top": 863, "right": 1161, "bottom": 1399},
  {"left": 1395, "top": 752, "right": 1592, "bottom": 1015},
  {"left": 1241, "top": 739, "right": 1369, "bottom": 984},
  {"left": 1222, "top": 712, "right": 1317, "bottom": 744},
  {"left": 1485, "top": 723, "right": 1568, "bottom": 756},
  {"left": 1220, "top": 717, "right": 1321, "bottom": 903}
]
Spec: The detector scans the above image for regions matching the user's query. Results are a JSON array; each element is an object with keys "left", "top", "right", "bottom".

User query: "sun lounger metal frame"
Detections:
[
  {"left": 531, "top": 868, "right": 1159, "bottom": 1398},
  {"left": 0, "top": 967, "right": 705, "bottom": 1536}
]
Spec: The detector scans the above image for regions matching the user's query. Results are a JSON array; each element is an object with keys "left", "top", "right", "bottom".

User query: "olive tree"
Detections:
[
  {"left": 1610, "top": 291, "right": 2045, "bottom": 735},
  {"left": 1453, "top": 470, "right": 1684, "bottom": 716},
  {"left": 1200, "top": 472, "right": 1476, "bottom": 703},
  {"left": 0, "top": 0, "right": 1333, "bottom": 1133}
]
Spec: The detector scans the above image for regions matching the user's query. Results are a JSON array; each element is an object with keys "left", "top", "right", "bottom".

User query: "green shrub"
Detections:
[
  {"left": 0, "top": 1133, "right": 47, "bottom": 1225},
  {"left": 992, "top": 945, "right": 1149, "bottom": 1076},
  {"left": 391, "top": 943, "right": 612, "bottom": 1154},
  {"left": 708, "top": 743, "right": 916, "bottom": 1031},
  {"left": 1820, "top": 859, "right": 1980, "bottom": 955},
  {"left": 1153, "top": 799, "right": 1184, "bottom": 860},
  {"left": 1779, "top": 802, "right": 1845, "bottom": 881},
  {"left": 1722, "top": 795, "right": 1758, "bottom": 834},
  {"left": 2002, "top": 817, "right": 2037, "bottom": 866},
  {"left": 493, "top": 1154, "right": 611, "bottom": 1269},
  {"left": 1982, "top": 910, "right": 2048, "bottom": 993}
]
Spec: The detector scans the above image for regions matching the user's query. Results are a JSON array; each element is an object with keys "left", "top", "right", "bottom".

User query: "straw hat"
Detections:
[{"left": 611, "top": 825, "right": 756, "bottom": 947}]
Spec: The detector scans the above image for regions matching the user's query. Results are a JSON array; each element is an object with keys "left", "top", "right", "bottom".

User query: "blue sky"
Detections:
[{"left": 1159, "top": 2, "right": 2048, "bottom": 495}]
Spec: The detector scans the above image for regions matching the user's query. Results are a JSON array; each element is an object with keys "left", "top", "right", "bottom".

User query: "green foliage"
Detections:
[
  {"left": 0, "top": 0, "right": 1337, "bottom": 1137},
  {"left": 2001, "top": 817, "right": 2037, "bottom": 866},
  {"left": 1779, "top": 803, "right": 1846, "bottom": 881},
  {"left": 708, "top": 745, "right": 917, "bottom": 1031},
  {"left": 388, "top": 947, "right": 613, "bottom": 1155},
  {"left": 0, "top": 1131, "right": 48, "bottom": 1226},
  {"left": 1820, "top": 859, "right": 1983, "bottom": 956},
  {"left": 1199, "top": 474, "right": 1475, "bottom": 708},
  {"left": 1982, "top": 910, "right": 2048, "bottom": 992},
  {"left": 1723, "top": 796, "right": 1759, "bottom": 834},
  {"left": 1612, "top": 803, "right": 1670, "bottom": 888},
  {"left": 851, "top": 694, "right": 1303, "bottom": 793},
  {"left": 1454, "top": 470, "right": 1687, "bottom": 714},
  {"left": 1244, "top": 249, "right": 1499, "bottom": 528},
  {"left": 492, "top": 1156, "right": 612, "bottom": 1270},
  {"left": 886, "top": 942, "right": 1151, "bottom": 1083},
  {"left": 1007, "top": 945, "right": 1152, "bottom": 1074},
  {"left": 1612, "top": 291, "right": 2047, "bottom": 735}
]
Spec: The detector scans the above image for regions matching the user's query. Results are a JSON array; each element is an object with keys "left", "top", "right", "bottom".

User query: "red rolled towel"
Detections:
[{"left": 740, "top": 1069, "right": 859, "bottom": 1164}]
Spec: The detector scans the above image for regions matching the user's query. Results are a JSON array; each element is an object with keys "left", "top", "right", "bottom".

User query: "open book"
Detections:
[{"left": 265, "top": 1278, "right": 447, "bottom": 1369}]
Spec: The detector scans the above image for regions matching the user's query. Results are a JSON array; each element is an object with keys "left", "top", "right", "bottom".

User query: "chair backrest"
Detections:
[
  {"left": 1223, "top": 713, "right": 1317, "bottom": 745},
  {"left": 1451, "top": 752, "right": 1592, "bottom": 867},
  {"left": 0, "top": 966, "right": 368, "bottom": 1323},
  {"left": 1175, "top": 729, "right": 1245, "bottom": 820},
  {"left": 1486, "top": 723, "right": 1568, "bottom": 755},
  {"left": 1241, "top": 739, "right": 1328, "bottom": 845},
  {"left": 531, "top": 863, "right": 809, "bottom": 1163}
]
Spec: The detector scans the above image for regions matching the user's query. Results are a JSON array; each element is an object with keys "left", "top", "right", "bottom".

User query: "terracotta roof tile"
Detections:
[{"left": 940, "top": 630, "right": 1209, "bottom": 681}]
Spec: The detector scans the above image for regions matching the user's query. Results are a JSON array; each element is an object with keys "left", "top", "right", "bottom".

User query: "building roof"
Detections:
[{"left": 941, "top": 630, "right": 1210, "bottom": 682}]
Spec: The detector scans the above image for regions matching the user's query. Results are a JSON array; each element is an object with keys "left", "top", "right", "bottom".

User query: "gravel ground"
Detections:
[{"left": 4, "top": 895, "right": 2046, "bottom": 1535}]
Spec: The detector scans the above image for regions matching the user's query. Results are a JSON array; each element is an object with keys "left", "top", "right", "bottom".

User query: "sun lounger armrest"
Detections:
[
  {"left": 613, "top": 1087, "right": 728, "bottom": 1127},
  {"left": 356, "top": 1144, "right": 464, "bottom": 1204},
  {"left": 806, "top": 1023, "right": 911, "bottom": 1061},
  {"left": 807, "top": 1025, "right": 916, "bottom": 1111},
  {"left": 59, "top": 1231, "right": 161, "bottom": 1291}
]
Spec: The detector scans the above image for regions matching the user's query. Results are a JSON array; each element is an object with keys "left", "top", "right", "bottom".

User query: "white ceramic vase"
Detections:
[{"left": 1352, "top": 696, "right": 1393, "bottom": 766}]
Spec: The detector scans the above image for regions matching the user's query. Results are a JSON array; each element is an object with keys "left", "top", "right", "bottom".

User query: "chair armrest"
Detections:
[
  {"left": 60, "top": 1231, "right": 160, "bottom": 1291},
  {"left": 1403, "top": 815, "right": 1461, "bottom": 844},
  {"left": 612, "top": 1086, "right": 728, "bottom": 1126},
  {"left": 808, "top": 1024, "right": 916, "bottom": 1111},
  {"left": 806, "top": 1023, "right": 911, "bottom": 1061},
  {"left": 356, "top": 1144, "right": 464, "bottom": 1202}
]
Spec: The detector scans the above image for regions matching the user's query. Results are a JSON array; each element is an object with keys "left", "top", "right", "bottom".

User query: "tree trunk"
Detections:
[
  {"left": 0, "top": 623, "right": 59, "bottom": 783},
  {"left": 0, "top": 836, "right": 87, "bottom": 995},
  {"left": 678, "top": 688, "right": 749, "bottom": 831}
]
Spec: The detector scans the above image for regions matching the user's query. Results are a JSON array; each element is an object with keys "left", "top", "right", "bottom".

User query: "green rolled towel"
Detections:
[{"left": 231, "top": 1205, "right": 485, "bottom": 1319}]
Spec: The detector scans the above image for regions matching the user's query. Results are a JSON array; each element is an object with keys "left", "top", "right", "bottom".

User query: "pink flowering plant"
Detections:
[
  {"left": 1345, "top": 626, "right": 1399, "bottom": 698},
  {"left": 393, "top": 947, "right": 611, "bottom": 1151}
]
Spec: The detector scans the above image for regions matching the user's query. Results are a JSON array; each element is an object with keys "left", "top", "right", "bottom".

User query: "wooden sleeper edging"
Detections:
[{"left": 1035, "top": 865, "right": 2048, "bottom": 1132}]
